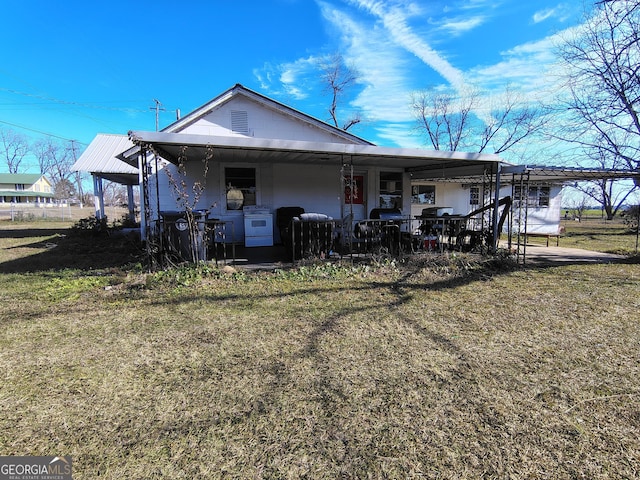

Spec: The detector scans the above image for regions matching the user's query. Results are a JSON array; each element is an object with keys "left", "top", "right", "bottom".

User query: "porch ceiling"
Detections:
[{"left": 127, "top": 130, "right": 501, "bottom": 179}]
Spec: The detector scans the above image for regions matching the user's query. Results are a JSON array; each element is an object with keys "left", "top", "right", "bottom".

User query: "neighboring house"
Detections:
[
  {"left": 0, "top": 173, "right": 55, "bottom": 205},
  {"left": 75, "top": 84, "right": 639, "bottom": 258}
]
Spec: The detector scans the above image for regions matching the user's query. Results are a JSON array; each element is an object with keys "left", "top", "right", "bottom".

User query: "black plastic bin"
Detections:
[{"left": 160, "top": 210, "right": 207, "bottom": 262}]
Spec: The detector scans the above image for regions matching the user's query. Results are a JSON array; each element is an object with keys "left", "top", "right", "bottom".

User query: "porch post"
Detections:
[
  {"left": 491, "top": 163, "right": 502, "bottom": 253},
  {"left": 126, "top": 184, "right": 136, "bottom": 222},
  {"left": 93, "top": 174, "right": 105, "bottom": 219}
]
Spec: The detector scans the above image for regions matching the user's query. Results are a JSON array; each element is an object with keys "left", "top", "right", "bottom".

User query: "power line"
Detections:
[
  {"left": 0, "top": 87, "right": 150, "bottom": 113},
  {"left": 0, "top": 119, "right": 87, "bottom": 145}
]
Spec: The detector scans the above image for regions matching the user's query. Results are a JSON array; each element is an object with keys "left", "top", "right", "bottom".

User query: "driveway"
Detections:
[{"left": 515, "top": 243, "right": 627, "bottom": 266}]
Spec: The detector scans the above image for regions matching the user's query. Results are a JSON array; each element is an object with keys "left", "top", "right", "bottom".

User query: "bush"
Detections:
[
  {"left": 70, "top": 215, "right": 109, "bottom": 236},
  {"left": 111, "top": 212, "right": 139, "bottom": 229}
]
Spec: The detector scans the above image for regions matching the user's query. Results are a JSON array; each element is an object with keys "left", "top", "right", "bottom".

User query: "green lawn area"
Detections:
[
  {"left": 514, "top": 217, "right": 640, "bottom": 256},
  {"left": 1, "top": 219, "right": 639, "bottom": 479}
]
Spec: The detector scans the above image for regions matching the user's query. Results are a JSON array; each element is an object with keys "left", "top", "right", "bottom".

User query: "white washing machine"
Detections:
[{"left": 243, "top": 206, "right": 273, "bottom": 247}]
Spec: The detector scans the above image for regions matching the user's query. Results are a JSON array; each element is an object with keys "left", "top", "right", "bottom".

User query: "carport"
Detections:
[{"left": 72, "top": 134, "right": 139, "bottom": 222}]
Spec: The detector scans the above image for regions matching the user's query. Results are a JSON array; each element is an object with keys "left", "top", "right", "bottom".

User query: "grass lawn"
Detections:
[
  {"left": 1, "top": 219, "right": 639, "bottom": 479},
  {"left": 517, "top": 217, "right": 640, "bottom": 256}
]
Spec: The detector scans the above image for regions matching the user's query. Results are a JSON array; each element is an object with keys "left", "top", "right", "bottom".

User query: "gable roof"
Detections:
[
  {"left": 72, "top": 134, "right": 139, "bottom": 185},
  {"left": 0, "top": 173, "right": 48, "bottom": 186},
  {"left": 161, "top": 83, "right": 374, "bottom": 146}
]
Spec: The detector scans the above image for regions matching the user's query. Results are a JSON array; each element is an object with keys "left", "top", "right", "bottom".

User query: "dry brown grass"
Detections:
[
  {"left": 0, "top": 224, "right": 639, "bottom": 479},
  {"left": 556, "top": 217, "right": 639, "bottom": 255}
]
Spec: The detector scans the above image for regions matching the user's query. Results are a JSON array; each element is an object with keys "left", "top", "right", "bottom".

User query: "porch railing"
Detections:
[
  {"left": 156, "top": 215, "right": 235, "bottom": 265},
  {"left": 290, "top": 214, "right": 495, "bottom": 262}
]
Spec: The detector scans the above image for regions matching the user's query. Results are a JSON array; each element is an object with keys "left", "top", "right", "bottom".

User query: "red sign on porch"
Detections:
[{"left": 344, "top": 175, "right": 364, "bottom": 204}]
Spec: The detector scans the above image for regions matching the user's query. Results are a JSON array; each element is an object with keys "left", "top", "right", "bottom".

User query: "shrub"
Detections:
[{"left": 70, "top": 215, "right": 109, "bottom": 236}]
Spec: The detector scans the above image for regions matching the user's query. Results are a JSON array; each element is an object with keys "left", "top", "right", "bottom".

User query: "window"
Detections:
[
  {"left": 514, "top": 185, "right": 550, "bottom": 208},
  {"left": 411, "top": 185, "right": 436, "bottom": 204},
  {"left": 469, "top": 186, "right": 480, "bottom": 205},
  {"left": 380, "top": 172, "right": 402, "bottom": 209},
  {"left": 225, "top": 167, "right": 256, "bottom": 210},
  {"left": 538, "top": 186, "right": 550, "bottom": 207}
]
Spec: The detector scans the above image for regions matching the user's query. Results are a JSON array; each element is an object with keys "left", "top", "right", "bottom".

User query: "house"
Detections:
[
  {"left": 0, "top": 173, "right": 55, "bottom": 205},
  {"left": 74, "top": 84, "right": 640, "bottom": 262}
]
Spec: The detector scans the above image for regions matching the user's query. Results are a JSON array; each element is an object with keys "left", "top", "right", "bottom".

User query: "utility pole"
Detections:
[
  {"left": 69, "top": 139, "right": 84, "bottom": 208},
  {"left": 150, "top": 99, "right": 165, "bottom": 131}
]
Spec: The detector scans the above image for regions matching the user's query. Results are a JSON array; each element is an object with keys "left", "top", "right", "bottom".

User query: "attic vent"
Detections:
[{"left": 231, "top": 110, "right": 249, "bottom": 134}]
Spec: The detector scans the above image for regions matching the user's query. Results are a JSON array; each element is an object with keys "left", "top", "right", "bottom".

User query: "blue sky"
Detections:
[{"left": 1, "top": 0, "right": 584, "bottom": 172}]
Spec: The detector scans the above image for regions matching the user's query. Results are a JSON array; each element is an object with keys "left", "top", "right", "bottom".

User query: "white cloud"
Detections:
[
  {"left": 355, "top": 1, "right": 468, "bottom": 89},
  {"left": 470, "top": 34, "right": 563, "bottom": 101},
  {"left": 375, "top": 123, "right": 424, "bottom": 148},
  {"left": 533, "top": 3, "right": 573, "bottom": 24},
  {"left": 254, "top": 56, "right": 323, "bottom": 102},
  {"left": 533, "top": 8, "right": 556, "bottom": 23},
  {"left": 255, "top": 0, "right": 587, "bottom": 148},
  {"left": 441, "top": 15, "right": 486, "bottom": 35},
  {"left": 318, "top": 2, "right": 417, "bottom": 124}
]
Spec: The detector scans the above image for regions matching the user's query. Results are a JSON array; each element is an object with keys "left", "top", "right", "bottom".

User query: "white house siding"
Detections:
[
  {"left": 409, "top": 181, "right": 564, "bottom": 235},
  {"left": 272, "top": 163, "right": 342, "bottom": 216},
  {"left": 510, "top": 185, "right": 563, "bottom": 234},
  {"left": 410, "top": 182, "right": 479, "bottom": 219}
]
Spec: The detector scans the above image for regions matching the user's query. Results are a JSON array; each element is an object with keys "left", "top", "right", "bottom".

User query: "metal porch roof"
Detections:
[
  {"left": 502, "top": 164, "right": 640, "bottom": 183},
  {"left": 127, "top": 130, "right": 503, "bottom": 179},
  {"left": 72, "top": 134, "right": 139, "bottom": 185}
]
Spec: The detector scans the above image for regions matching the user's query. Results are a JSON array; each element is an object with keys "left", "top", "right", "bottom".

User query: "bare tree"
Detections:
[
  {"left": 570, "top": 142, "right": 637, "bottom": 219},
  {"left": 564, "top": 193, "right": 591, "bottom": 222},
  {"left": 32, "top": 137, "right": 58, "bottom": 175},
  {"left": 0, "top": 128, "right": 29, "bottom": 173},
  {"left": 53, "top": 178, "right": 76, "bottom": 201},
  {"left": 103, "top": 181, "right": 127, "bottom": 206},
  {"left": 161, "top": 145, "right": 216, "bottom": 263},
  {"left": 412, "top": 89, "right": 478, "bottom": 151},
  {"left": 412, "top": 87, "right": 544, "bottom": 155},
  {"left": 41, "top": 140, "right": 74, "bottom": 189},
  {"left": 320, "top": 54, "right": 362, "bottom": 131},
  {"left": 477, "top": 89, "right": 548, "bottom": 154},
  {"left": 556, "top": 0, "right": 640, "bottom": 170}
]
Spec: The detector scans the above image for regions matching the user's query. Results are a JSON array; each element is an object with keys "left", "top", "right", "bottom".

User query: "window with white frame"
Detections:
[
  {"left": 411, "top": 184, "right": 435, "bottom": 204},
  {"left": 514, "top": 185, "right": 550, "bottom": 208},
  {"left": 225, "top": 167, "right": 256, "bottom": 210}
]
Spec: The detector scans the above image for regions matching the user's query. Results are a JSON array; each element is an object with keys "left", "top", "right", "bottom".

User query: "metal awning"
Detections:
[
  {"left": 127, "top": 131, "right": 640, "bottom": 184},
  {"left": 72, "top": 134, "right": 139, "bottom": 185},
  {"left": 127, "top": 130, "right": 502, "bottom": 179},
  {"left": 502, "top": 164, "right": 640, "bottom": 183}
]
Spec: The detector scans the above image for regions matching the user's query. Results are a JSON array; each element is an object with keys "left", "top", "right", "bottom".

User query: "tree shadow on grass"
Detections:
[{"left": 0, "top": 228, "right": 144, "bottom": 273}]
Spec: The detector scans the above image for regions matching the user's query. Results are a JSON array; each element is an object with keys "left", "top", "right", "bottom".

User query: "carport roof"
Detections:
[
  {"left": 502, "top": 164, "right": 640, "bottom": 183},
  {"left": 72, "top": 134, "right": 139, "bottom": 185}
]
